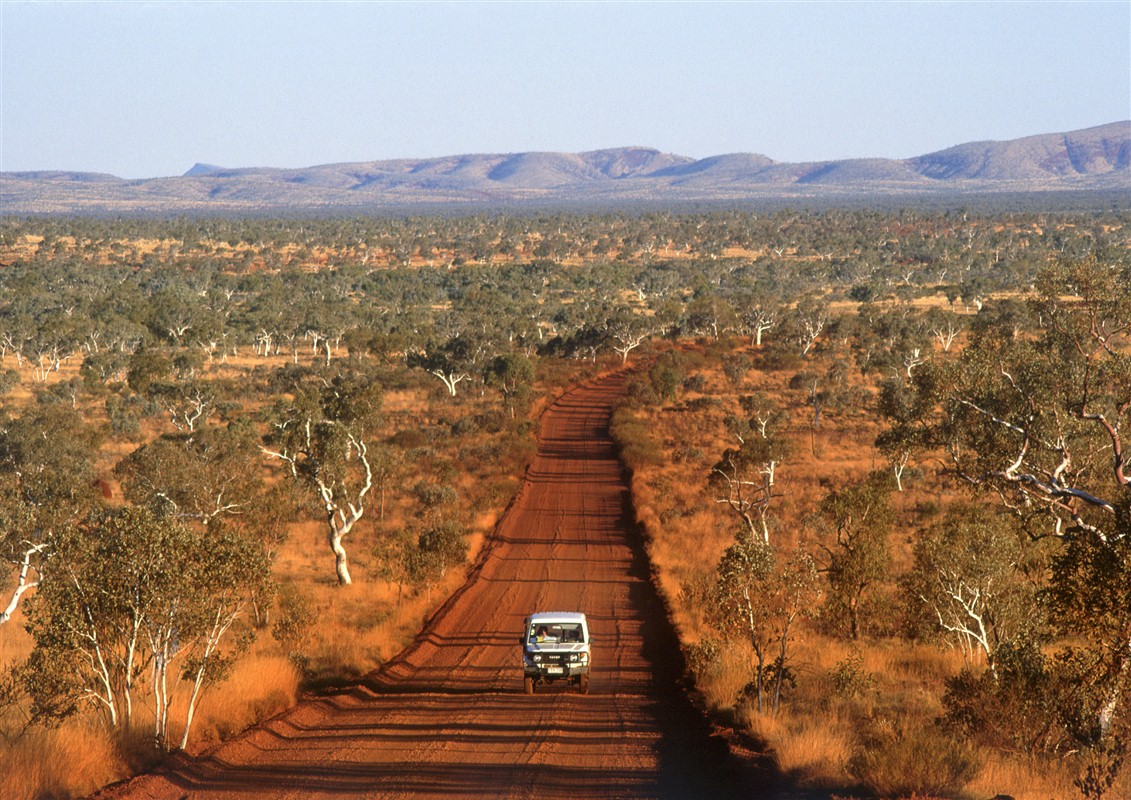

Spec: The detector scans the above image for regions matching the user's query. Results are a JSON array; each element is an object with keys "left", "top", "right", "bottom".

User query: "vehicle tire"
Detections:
[
  {"left": 524, "top": 675, "right": 534, "bottom": 695},
  {"left": 578, "top": 674, "right": 590, "bottom": 695}
]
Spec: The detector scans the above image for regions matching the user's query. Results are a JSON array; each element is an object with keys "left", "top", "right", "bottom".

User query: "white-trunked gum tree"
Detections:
[{"left": 262, "top": 370, "right": 382, "bottom": 587}]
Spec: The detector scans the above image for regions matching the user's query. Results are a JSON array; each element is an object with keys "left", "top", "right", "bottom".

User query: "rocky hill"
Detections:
[{"left": 3, "top": 122, "right": 1127, "bottom": 214}]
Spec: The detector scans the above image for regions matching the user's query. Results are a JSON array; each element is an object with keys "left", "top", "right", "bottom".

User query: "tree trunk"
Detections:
[
  {"left": 0, "top": 546, "right": 42, "bottom": 625},
  {"left": 180, "top": 609, "right": 227, "bottom": 750},
  {"left": 330, "top": 527, "right": 352, "bottom": 586},
  {"left": 123, "top": 619, "right": 142, "bottom": 726},
  {"left": 771, "top": 630, "right": 789, "bottom": 714},
  {"left": 153, "top": 648, "right": 169, "bottom": 748},
  {"left": 1098, "top": 653, "right": 1129, "bottom": 740},
  {"left": 755, "top": 659, "right": 765, "bottom": 713}
]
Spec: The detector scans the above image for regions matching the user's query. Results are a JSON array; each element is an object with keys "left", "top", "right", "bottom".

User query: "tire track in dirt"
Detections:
[{"left": 96, "top": 371, "right": 774, "bottom": 799}]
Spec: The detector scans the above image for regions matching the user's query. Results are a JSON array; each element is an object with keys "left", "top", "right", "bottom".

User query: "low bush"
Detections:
[
  {"left": 942, "top": 639, "right": 1066, "bottom": 755},
  {"left": 847, "top": 717, "right": 981, "bottom": 798},
  {"left": 828, "top": 652, "right": 877, "bottom": 702},
  {"left": 609, "top": 406, "right": 664, "bottom": 471}
]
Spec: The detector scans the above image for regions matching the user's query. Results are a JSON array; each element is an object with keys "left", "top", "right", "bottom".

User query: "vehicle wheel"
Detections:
[
  {"left": 578, "top": 674, "right": 590, "bottom": 695},
  {"left": 524, "top": 675, "right": 534, "bottom": 695}
]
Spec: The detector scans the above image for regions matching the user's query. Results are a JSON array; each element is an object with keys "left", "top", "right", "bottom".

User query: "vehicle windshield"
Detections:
[{"left": 528, "top": 623, "right": 584, "bottom": 644}]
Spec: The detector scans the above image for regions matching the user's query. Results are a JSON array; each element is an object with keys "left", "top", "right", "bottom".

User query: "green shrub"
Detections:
[
  {"left": 411, "top": 481, "right": 459, "bottom": 515},
  {"left": 0, "top": 368, "right": 19, "bottom": 396},
  {"left": 672, "top": 444, "right": 704, "bottom": 464},
  {"left": 412, "top": 520, "right": 467, "bottom": 586},
  {"left": 272, "top": 582, "right": 315, "bottom": 658},
  {"left": 625, "top": 376, "right": 660, "bottom": 406},
  {"left": 1075, "top": 739, "right": 1127, "bottom": 800},
  {"left": 682, "top": 373, "right": 707, "bottom": 393},
  {"left": 942, "top": 639, "right": 1066, "bottom": 754},
  {"left": 648, "top": 353, "right": 685, "bottom": 401},
  {"left": 684, "top": 637, "right": 722, "bottom": 681},
  {"left": 828, "top": 652, "right": 876, "bottom": 701},
  {"left": 450, "top": 415, "right": 480, "bottom": 436},
  {"left": 722, "top": 355, "right": 750, "bottom": 388},
  {"left": 754, "top": 343, "right": 802, "bottom": 372},
  {"left": 609, "top": 407, "right": 663, "bottom": 470},
  {"left": 389, "top": 428, "right": 428, "bottom": 449},
  {"left": 105, "top": 394, "right": 141, "bottom": 436},
  {"left": 684, "top": 396, "right": 721, "bottom": 412}
]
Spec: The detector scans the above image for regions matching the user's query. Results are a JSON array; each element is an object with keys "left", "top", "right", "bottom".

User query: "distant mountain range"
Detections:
[{"left": 3, "top": 122, "right": 1128, "bottom": 214}]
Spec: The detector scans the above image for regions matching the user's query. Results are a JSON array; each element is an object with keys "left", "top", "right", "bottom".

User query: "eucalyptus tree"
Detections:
[
  {"left": 683, "top": 293, "right": 738, "bottom": 342},
  {"left": 898, "top": 258, "right": 1131, "bottom": 742},
  {"left": 605, "top": 306, "right": 656, "bottom": 365},
  {"left": 904, "top": 505, "right": 1035, "bottom": 676},
  {"left": 262, "top": 370, "right": 382, "bottom": 585},
  {"left": 924, "top": 306, "right": 966, "bottom": 353},
  {"left": 735, "top": 289, "right": 781, "bottom": 347},
  {"left": 24, "top": 306, "right": 85, "bottom": 382},
  {"left": 790, "top": 296, "right": 831, "bottom": 358},
  {"left": 300, "top": 274, "right": 360, "bottom": 367},
  {"left": 864, "top": 303, "right": 933, "bottom": 380},
  {"left": 874, "top": 350, "right": 942, "bottom": 491},
  {"left": 238, "top": 273, "right": 302, "bottom": 359},
  {"left": 87, "top": 279, "right": 150, "bottom": 357},
  {"left": 709, "top": 533, "right": 819, "bottom": 715},
  {"left": 115, "top": 420, "right": 263, "bottom": 530},
  {"left": 146, "top": 284, "right": 202, "bottom": 345},
  {"left": 408, "top": 333, "right": 483, "bottom": 398},
  {"left": 21, "top": 506, "right": 270, "bottom": 749},
  {"left": 484, "top": 352, "right": 535, "bottom": 419},
  {"left": 0, "top": 405, "right": 101, "bottom": 625},
  {"left": 710, "top": 410, "right": 791, "bottom": 544},
  {"left": 789, "top": 361, "right": 854, "bottom": 433},
  {"left": 812, "top": 471, "right": 894, "bottom": 640},
  {"left": 631, "top": 261, "right": 684, "bottom": 304}
]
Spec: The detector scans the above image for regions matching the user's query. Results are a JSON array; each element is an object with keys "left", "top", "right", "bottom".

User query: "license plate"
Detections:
[{"left": 545, "top": 666, "right": 563, "bottom": 675}]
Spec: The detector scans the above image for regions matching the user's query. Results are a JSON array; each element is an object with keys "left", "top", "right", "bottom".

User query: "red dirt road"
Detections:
[{"left": 102, "top": 372, "right": 771, "bottom": 799}]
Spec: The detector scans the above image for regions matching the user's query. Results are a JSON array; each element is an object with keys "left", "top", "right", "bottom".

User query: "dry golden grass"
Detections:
[
  {"left": 694, "top": 640, "right": 755, "bottom": 712},
  {"left": 0, "top": 606, "right": 34, "bottom": 665},
  {"left": 192, "top": 655, "right": 301, "bottom": 746},
  {"left": 741, "top": 709, "right": 854, "bottom": 789},
  {"left": 0, "top": 721, "right": 126, "bottom": 800},
  {"left": 968, "top": 754, "right": 1077, "bottom": 800}
]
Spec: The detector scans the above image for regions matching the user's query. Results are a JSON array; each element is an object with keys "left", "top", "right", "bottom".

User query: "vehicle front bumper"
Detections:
[
  {"left": 525, "top": 663, "right": 589, "bottom": 679},
  {"left": 523, "top": 654, "right": 589, "bottom": 680}
]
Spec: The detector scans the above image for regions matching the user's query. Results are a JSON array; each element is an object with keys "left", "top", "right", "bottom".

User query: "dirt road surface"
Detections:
[{"left": 100, "top": 372, "right": 773, "bottom": 799}]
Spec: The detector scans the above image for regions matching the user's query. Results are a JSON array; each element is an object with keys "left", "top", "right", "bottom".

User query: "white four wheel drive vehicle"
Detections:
[{"left": 520, "top": 611, "right": 590, "bottom": 694}]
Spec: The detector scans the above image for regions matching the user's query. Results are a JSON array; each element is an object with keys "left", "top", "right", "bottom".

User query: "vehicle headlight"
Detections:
[
  {"left": 532, "top": 654, "right": 542, "bottom": 663},
  {"left": 568, "top": 653, "right": 579, "bottom": 662}
]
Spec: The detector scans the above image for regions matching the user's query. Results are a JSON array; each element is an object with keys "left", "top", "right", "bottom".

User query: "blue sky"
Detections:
[{"left": 2, "top": 1, "right": 1128, "bottom": 178}]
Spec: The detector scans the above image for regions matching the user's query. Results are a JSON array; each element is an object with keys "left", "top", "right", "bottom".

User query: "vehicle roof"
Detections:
[{"left": 528, "top": 611, "right": 587, "bottom": 625}]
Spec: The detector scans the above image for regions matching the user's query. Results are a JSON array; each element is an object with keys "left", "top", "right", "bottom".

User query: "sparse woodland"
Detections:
[{"left": 0, "top": 208, "right": 1128, "bottom": 799}]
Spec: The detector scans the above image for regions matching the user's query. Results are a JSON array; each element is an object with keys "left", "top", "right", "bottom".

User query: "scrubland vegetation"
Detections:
[{"left": 0, "top": 208, "right": 1128, "bottom": 799}]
